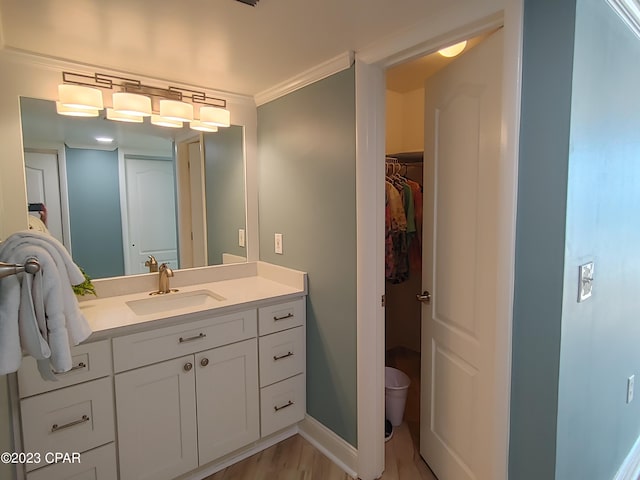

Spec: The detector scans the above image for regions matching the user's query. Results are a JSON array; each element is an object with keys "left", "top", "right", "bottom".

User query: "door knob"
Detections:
[{"left": 416, "top": 291, "right": 431, "bottom": 303}]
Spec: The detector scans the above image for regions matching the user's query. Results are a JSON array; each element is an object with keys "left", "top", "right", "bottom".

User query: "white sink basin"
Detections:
[{"left": 126, "top": 289, "right": 226, "bottom": 315}]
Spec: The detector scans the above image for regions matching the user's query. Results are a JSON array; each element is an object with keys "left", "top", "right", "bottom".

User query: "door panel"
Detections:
[{"left": 420, "top": 28, "right": 503, "bottom": 480}]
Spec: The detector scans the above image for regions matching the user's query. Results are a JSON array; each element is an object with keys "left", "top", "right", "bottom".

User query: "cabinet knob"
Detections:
[
  {"left": 184, "top": 362, "right": 193, "bottom": 372},
  {"left": 200, "top": 358, "right": 209, "bottom": 367}
]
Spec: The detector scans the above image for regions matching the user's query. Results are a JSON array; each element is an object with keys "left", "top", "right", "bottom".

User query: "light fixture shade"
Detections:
[
  {"left": 189, "top": 121, "right": 219, "bottom": 133},
  {"left": 438, "top": 40, "right": 467, "bottom": 58},
  {"left": 112, "top": 92, "right": 152, "bottom": 117},
  {"left": 56, "top": 102, "right": 100, "bottom": 117},
  {"left": 58, "top": 84, "right": 104, "bottom": 110},
  {"left": 106, "top": 108, "right": 144, "bottom": 123},
  {"left": 199, "top": 106, "right": 230, "bottom": 127},
  {"left": 159, "top": 100, "right": 193, "bottom": 122},
  {"left": 151, "top": 115, "right": 183, "bottom": 128}
]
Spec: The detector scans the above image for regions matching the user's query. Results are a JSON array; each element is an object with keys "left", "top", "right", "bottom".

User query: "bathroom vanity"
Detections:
[{"left": 10, "top": 261, "right": 307, "bottom": 480}]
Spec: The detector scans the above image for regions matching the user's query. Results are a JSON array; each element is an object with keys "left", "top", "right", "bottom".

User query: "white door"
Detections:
[
  {"left": 195, "top": 338, "right": 259, "bottom": 464},
  {"left": 420, "top": 29, "right": 503, "bottom": 480},
  {"left": 115, "top": 355, "right": 198, "bottom": 480},
  {"left": 188, "top": 141, "right": 208, "bottom": 267},
  {"left": 124, "top": 156, "right": 178, "bottom": 274},
  {"left": 24, "top": 150, "right": 67, "bottom": 245}
]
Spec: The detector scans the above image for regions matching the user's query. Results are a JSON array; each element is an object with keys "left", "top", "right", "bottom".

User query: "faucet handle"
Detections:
[
  {"left": 159, "top": 263, "right": 174, "bottom": 277},
  {"left": 145, "top": 255, "right": 159, "bottom": 273}
]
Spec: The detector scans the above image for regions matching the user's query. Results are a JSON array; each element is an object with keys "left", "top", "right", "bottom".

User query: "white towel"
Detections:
[{"left": 0, "top": 231, "right": 92, "bottom": 376}]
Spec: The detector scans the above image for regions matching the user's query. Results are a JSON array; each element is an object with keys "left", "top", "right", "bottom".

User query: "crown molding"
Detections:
[
  {"left": 608, "top": 0, "right": 640, "bottom": 39},
  {"left": 254, "top": 51, "right": 354, "bottom": 106},
  {"left": 0, "top": 46, "right": 256, "bottom": 106}
]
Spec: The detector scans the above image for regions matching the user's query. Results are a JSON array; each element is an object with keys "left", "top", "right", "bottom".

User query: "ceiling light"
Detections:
[
  {"left": 438, "top": 40, "right": 467, "bottom": 58},
  {"left": 159, "top": 100, "right": 194, "bottom": 122},
  {"left": 95, "top": 137, "right": 114, "bottom": 143},
  {"left": 106, "top": 108, "right": 143, "bottom": 123},
  {"left": 56, "top": 102, "right": 100, "bottom": 117},
  {"left": 58, "top": 84, "right": 104, "bottom": 110},
  {"left": 199, "top": 106, "right": 231, "bottom": 127},
  {"left": 189, "top": 121, "right": 219, "bottom": 133},
  {"left": 112, "top": 92, "right": 152, "bottom": 117},
  {"left": 151, "top": 115, "right": 183, "bottom": 128}
]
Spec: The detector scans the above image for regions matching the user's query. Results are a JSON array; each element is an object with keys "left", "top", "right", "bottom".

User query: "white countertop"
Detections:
[{"left": 79, "top": 262, "right": 307, "bottom": 338}]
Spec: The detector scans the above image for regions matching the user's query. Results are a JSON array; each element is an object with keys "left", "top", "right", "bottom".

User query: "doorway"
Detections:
[{"left": 381, "top": 26, "right": 507, "bottom": 480}]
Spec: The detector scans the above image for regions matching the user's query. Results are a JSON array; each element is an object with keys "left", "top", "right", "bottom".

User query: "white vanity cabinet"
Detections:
[
  {"left": 15, "top": 340, "right": 116, "bottom": 480},
  {"left": 113, "top": 309, "right": 260, "bottom": 480}
]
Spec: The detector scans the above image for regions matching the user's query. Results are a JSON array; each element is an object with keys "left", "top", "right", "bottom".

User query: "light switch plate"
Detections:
[
  {"left": 578, "top": 261, "right": 594, "bottom": 302},
  {"left": 238, "top": 229, "right": 245, "bottom": 247},
  {"left": 274, "top": 233, "right": 283, "bottom": 254},
  {"left": 628, "top": 375, "right": 635, "bottom": 404}
]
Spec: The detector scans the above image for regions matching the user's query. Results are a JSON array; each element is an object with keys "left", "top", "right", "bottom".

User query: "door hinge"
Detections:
[{"left": 381, "top": 294, "right": 386, "bottom": 308}]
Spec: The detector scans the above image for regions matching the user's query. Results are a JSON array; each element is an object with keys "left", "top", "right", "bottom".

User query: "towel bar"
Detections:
[{"left": 0, "top": 259, "right": 41, "bottom": 279}]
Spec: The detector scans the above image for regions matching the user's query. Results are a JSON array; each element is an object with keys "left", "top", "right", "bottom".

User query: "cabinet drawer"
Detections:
[
  {"left": 18, "top": 340, "right": 112, "bottom": 398},
  {"left": 259, "top": 326, "right": 305, "bottom": 387},
  {"left": 258, "top": 298, "right": 305, "bottom": 336},
  {"left": 113, "top": 309, "right": 257, "bottom": 372},
  {"left": 26, "top": 443, "right": 117, "bottom": 480},
  {"left": 260, "top": 373, "right": 305, "bottom": 437},
  {"left": 20, "top": 377, "right": 115, "bottom": 472}
]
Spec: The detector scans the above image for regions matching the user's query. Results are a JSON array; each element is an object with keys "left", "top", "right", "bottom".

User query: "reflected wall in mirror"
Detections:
[{"left": 20, "top": 97, "right": 247, "bottom": 280}]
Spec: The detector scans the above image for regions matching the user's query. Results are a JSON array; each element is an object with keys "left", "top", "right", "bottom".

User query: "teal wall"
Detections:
[
  {"left": 65, "top": 147, "right": 125, "bottom": 279},
  {"left": 512, "top": 0, "right": 640, "bottom": 478},
  {"left": 257, "top": 67, "right": 357, "bottom": 446},
  {"left": 555, "top": 0, "right": 640, "bottom": 478},
  {"left": 510, "top": 1, "right": 576, "bottom": 478},
  {"left": 203, "top": 125, "right": 246, "bottom": 264}
]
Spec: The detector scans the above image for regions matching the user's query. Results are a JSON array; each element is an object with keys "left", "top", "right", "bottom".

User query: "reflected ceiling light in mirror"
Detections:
[
  {"left": 159, "top": 100, "right": 194, "bottom": 122},
  {"left": 190, "top": 121, "right": 218, "bottom": 133},
  {"left": 438, "top": 40, "right": 467, "bottom": 57},
  {"left": 106, "top": 108, "right": 144, "bottom": 123},
  {"left": 199, "top": 106, "right": 231, "bottom": 127},
  {"left": 55, "top": 102, "right": 100, "bottom": 117},
  {"left": 95, "top": 136, "right": 114, "bottom": 143},
  {"left": 151, "top": 115, "right": 183, "bottom": 128},
  {"left": 58, "top": 84, "right": 104, "bottom": 110},
  {"left": 112, "top": 92, "right": 152, "bottom": 117}
]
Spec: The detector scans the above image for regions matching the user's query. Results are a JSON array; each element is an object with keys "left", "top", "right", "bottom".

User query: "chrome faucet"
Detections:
[
  {"left": 157, "top": 263, "right": 175, "bottom": 294},
  {"left": 144, "top": 255, "right": 158, "bottom": 273}
]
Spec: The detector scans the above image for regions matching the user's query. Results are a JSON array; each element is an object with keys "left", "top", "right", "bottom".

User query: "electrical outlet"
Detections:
[
  {"left": 578, "top": 262, "right": 594, "bottom": 302},
  {"left": 274, "top": 233, "right": 283, "bottom": 254},
  {"left": 628, "top": 375, "right": 635, "bottom": 404},
  {"left": 238, "top": 229, "right": 245, "bottom": 247}
]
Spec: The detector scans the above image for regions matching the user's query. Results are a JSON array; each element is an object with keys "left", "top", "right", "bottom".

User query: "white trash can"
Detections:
[{"left": 385, "top": 366, "right": 411, "bottom": 427}]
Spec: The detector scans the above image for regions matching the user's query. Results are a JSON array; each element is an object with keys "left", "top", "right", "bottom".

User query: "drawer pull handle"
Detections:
[
  {"left": 54, "top": 362, "right": 87, "bottom": 375},
  {"left": 273, "top": 351, "right": 294, "bottom": 361},
  {"left": 184, "top": 362, "right": 193, "bottom": 372},
  {"left": 51, "top": 415, "right": 90, "bottom": 433},
  {"left": 274, "top": 400, "right": 294, "bottom": 412},
  {"left": 273, "top": 313, "right": 294, "bottom": 321},
  {"left": 179, "top": 333, "right": 207, "bottom": 343}
]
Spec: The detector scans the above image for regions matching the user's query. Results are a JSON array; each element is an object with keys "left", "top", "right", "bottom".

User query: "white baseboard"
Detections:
[
  {"left": 614, "top": 435, "right": 640, "bottom": 480},
  {"left": 298, "top": 414, "right": 358, "bottom": 479}
]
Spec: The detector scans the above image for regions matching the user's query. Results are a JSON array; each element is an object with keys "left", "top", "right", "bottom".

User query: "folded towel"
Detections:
[{"left": 0, "top": 231, "right": 92, "bottom": 377}]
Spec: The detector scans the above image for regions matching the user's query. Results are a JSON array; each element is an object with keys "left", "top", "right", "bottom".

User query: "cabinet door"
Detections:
[
  {"left": 196, "top": 338, "right": 259, "bottom": 464},
  {"left": 115, "top": 355, "right": 197, "bottom": 480}
]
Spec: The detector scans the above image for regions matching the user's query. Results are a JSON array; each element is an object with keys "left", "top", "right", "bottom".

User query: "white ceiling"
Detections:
[{"left": 0, "top": 0, "right": 498, "bottom": 97}]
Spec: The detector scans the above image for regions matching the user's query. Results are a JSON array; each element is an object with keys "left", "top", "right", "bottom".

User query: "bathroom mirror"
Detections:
[{"left": 19, "top": 97, "right": 247, "bottom": 280}]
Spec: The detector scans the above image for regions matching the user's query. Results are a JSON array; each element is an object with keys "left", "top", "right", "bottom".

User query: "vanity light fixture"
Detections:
[
  {"left": 151, "top": 115, "right": 183, "bottom": 128},
  {"left": 106, "top": 108, "right": 144, "bottom": 123},
  {"left": 199, "top": 106, "right": 231, "bottom": 128},
  {"left": 189, "top": 121, "right": 218, "bottom": 133},
  {"left": 57, "top": 71, "right": 230, "bottom": 130},
  {"left": 112, "top": 92, "right": 152, "bottom": 117},
  {"left": 55, "top": 102, "right": 100, "bottom": 117},
  {"left": 438, "top": 40, "right": 467, "bottom": 58}
]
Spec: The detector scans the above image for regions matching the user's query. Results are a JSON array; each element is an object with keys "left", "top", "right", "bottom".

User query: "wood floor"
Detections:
[
  {"left": 207, "top": 347, "right": 435, "bottom": 479},
  {"left": 205, "top": 423, "right": 437, "bottom": 480}
]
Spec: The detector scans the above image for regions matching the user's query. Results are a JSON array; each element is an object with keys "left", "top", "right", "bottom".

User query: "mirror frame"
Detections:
[{"left": 0, "top": 50, "right": 259, "bottom": 269}]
